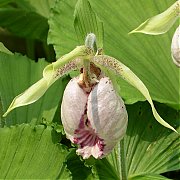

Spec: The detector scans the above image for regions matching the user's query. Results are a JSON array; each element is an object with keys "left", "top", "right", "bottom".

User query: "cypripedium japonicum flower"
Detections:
[
  {"left": 61, "top": 75, "right": 128, "bottom": 159},
  {"left": 2, "top": 34, "right": 177, "bottom": 159}
]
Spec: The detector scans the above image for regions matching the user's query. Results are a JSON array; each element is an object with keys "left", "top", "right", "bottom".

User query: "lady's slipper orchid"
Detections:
[
  {"left": 61, "top": 76, "right": 128, "bottom": 159},
  {"left": 2, "top": 34, "right": 177, "bottom": 159}
]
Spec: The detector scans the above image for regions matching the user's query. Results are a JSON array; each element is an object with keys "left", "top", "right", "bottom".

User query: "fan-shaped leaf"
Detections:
[
  {"left": 66, "top": 149, "right": 93, "bottom": 180},
  {"left": 129, "top": 174, "right": 170, "bottom": 180},
  {"left": 15, "top": 0, "right": 55, "bottom": 18},
  {"left": 108, "top": 102, "right": 180, "bottom": 179},
  {"left": 0, "top": 124, "right": 71, "bottom": 179},
  {"left": 74, "top": 0, "right": 103, "bottom": 49}
]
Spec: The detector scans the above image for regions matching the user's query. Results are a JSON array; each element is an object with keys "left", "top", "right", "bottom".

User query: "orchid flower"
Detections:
[{"left": 3, "top": 34, "right": 177, "bottom": 159}]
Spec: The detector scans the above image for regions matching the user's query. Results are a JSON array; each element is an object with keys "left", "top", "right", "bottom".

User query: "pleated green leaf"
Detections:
[
  {"left": 74, "top": 0, "right": 103, "bottom": 49},
  {"left": 0, "top": 52, "right": 65, "bottom": 126},
  {"left": 48, "top": 0, "right": 77, "bottom": 57},
  {"left": 129, "top": 174, "right": 170, "bottom": 180},
  {"left": 0, "top": 124, "right": 71, "bottom": 179},
  {"left": 130, "top": 1, "right": 180, "bottom": 35},
  {"left": 48, "top": 0, "right": 179, "bottom": 109},
  {"left": 15, "top": 0, "right": 56, "bottom": 18},
  {"left": 107, "top": 102, "right": 180, "bottom": 179}
]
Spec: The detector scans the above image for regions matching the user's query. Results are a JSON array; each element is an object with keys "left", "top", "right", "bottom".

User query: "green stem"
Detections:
[
  {"left": 120, "top": 138, "right": 127, "bottom": 180},
  {"left": 82, "top": 33, "right": 96, "bottom": 86}
]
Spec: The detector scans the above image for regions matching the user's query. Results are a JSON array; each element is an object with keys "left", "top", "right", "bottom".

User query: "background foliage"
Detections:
[{"left": 0, "top": 0, "right": 179, "bottom": 179}]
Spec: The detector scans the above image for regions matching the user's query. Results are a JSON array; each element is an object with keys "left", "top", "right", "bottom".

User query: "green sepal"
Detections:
[
  {"left": 129, "top": 1, "right": 180, "bottom": 35},
  {"left": 3, "top": 46, "right": 92, "bottom": 117}
]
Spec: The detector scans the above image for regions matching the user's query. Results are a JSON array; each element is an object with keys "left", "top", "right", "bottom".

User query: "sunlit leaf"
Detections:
[
  {"left": 129, "top": 174, "right": 170, "bottom": 180},
  {"left": 74, "top": 0, "right": 103, "bottom": 49},
  {"left": 48, "top": 0, "right": 77, "bottom": 57},
  {"left": 48, "top": 0, "right": 179, "bottom": 108},
  {"left": 129, "top": 1, "right": 180, "bottom": 35},
  {"left": 15, "top": 0, "right": 56, "bottom": 18},
  {"left": 0, "top": 124, "right": 71, "bottom": 179}
]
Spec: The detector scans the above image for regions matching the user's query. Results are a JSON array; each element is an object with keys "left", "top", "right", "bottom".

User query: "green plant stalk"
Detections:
[
  {"left": 83, "top": 33, "right": 96, "bottom": 86},
  {"left": 120, "top": 138, "right": 127, "bottom": 180},
  {"left": 82, "top": 59, "right": 91, "bottom": 86}
]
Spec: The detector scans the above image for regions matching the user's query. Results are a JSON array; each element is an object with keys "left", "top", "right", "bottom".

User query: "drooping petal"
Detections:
[
  {"left": 3, "top": 46, "right": 90, "bottom": 117},
  {"left": 3, "top": 78, "right": 48, "bottom": 117},
  {"left": 91, "top": 55, "right": 177, "bottom": 132},
  {"left": 171, "top": 25, "right": 180, "bottom": 67},
  {"left": 129, "top": 1, "right": 180, "bottom": 35}
]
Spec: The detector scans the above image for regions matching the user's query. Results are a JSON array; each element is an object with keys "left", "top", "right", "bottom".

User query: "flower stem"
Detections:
[
  {"left": 82, "top": 33, "right": 97, "bottom": 87},
  {"left": 120, "top": 138, "right": 127, "bottom": 180}
]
